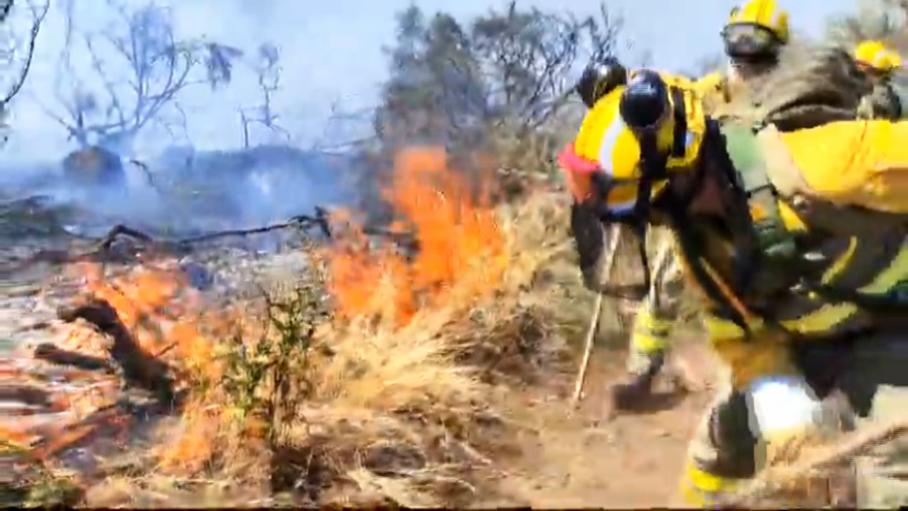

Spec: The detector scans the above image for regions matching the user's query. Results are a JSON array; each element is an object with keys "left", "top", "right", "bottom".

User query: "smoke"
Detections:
[
  {"left": 0, "top": 0, "right": 861, "bottom": 241},
  {"left": 0, "top": 0, "right": 860, "bottom": 158},
  {"left": 0, "top": 146, "right": 355, "bottom": 240},
  {"left": 0, "top": 0, "right": 367, "bottom": 239}
]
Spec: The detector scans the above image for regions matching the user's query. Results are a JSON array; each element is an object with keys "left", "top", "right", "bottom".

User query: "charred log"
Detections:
[
  {"left": 32, "top": 343, "right": 115, "bottom": 373},
  {"left": 0, "top": 384, "right": 50, "bottom": 407},
  {"left": 56, "top": 300, "right": 174, "bottom": 403}
]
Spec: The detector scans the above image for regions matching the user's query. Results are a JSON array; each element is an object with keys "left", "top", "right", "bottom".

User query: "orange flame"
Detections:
[
  {"left": 327, "top": 146, "right": 508, "bottom": 325},
  {"left": 53, "top": 262, "right": 231, "bottom": 472},
  {"left": 154, "top": 395, "right": 222, "bottom": 473},
  {"left": 72, "top": 262, "right": 224, "bottom": 384}
]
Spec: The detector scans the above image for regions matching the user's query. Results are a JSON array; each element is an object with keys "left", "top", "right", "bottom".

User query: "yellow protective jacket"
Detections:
[
  {"left": 683, "top": 120, "right": 908, "bottom": 390},
  {"left": 628, "top": 69, "right": 761, "bottom": 371},
  {"left": 695, "top": 71, "right": 735, "bottom": 116},
  {"left": 566, "top": 70, "right": 908, "bottom": 391},
  {"left": 629, "top": 60, "right": 900, "bottom": 380},
  {"left": 693, "top": 69, "right": 764, "bottom": 122},
  {"left": 570, "top": 73, "right": 706, "bottom": 375},
  {"left": 625, "top": 69, "right": 746, "bottom": 369}
]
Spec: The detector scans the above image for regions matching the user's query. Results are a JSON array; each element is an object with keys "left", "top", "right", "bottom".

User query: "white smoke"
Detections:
[{"left": 0, "top": 0, "right": 859, "bottom": 239}]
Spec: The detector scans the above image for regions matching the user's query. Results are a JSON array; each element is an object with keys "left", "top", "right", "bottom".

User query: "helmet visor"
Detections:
[{"left": 858, "top": 62, "right": 890, "bottom": 81}]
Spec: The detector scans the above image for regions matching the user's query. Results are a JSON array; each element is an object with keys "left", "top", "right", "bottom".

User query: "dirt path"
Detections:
[{"left": 488, "top": 340, "right": 718, "bottom": 508}]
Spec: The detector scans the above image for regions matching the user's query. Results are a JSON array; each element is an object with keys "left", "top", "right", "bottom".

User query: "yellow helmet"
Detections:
[
  {"left": 559, "top": 85, "right": 649, "bottom": 214},
  {"left": 558, "top": 70, "right": 706, "bottom": 217},
  {"left": 725, "top": 0, "right": 790, "bottom": 45},
  {"left": 853, "top": 40, "right": 902, "bottom": 74}
]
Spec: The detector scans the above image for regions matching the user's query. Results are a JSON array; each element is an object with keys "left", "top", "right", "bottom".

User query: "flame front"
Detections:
[
  {"left": 327, "top": 146, "right": 508, "bottom": 325},
  {"left": 6, "top": 145, "right": 510, "bottom": 481}
]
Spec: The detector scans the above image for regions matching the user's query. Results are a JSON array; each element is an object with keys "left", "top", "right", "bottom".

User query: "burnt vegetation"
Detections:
[
  {"left": 375, "top": 2, "right": 621, "bottom": 170},
  {"left": 3, "top": 1, "right": 620, "bottom": 508},
  {"left": 353, "top": 1, "right": 625, "bottom": 215},
  {"left": 376, "top": 2, "right": 621, "bottom": 147}
]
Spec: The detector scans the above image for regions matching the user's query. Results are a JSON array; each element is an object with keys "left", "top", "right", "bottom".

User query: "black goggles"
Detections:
[{"left": 722, "top": 24, "right": 780, "bottom": 60}]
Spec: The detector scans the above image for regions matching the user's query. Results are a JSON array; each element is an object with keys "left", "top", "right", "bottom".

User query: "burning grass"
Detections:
[
  {"left": 327, "top": 146, "right": 509, "bottom": 326},
  {"left": 4, "top": 145, "right": 592, "bottom": 507}
]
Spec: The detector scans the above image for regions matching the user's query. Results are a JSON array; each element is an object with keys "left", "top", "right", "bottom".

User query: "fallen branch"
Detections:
[
  {"left": 3, "top": 208, "right": 335, "bottom": 274},
  {"left": 31, "top": 404, "right": 125, "bottom": 460},
  {"left": 32, "top": 343, "right": 114, "bottom": 373},
  {"left": 90, "top": 209, "right": 332, "bottom": 252},
  {"left": 57, "top": 299, "right": 174, "bottom": 403},
  {"left": 177, "top": 209, "right": 332, "bottom": 245},
  {"left": 0, "top": 384, "right": 50, "bottom": 407},
  {"left": 725, "top": 420, "right": 908, "bottom": 507},
  {"left": 2, "top": 206, "right": 426, "bottom": 281},
  {"left": 95, "top": 224, "right": 155, "bottom": 250}
]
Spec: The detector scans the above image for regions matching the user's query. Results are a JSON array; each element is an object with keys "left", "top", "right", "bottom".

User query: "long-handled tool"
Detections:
[
  {"left": 572, "top": 289, "right": 604, "bottom": 406},
  {"left": 572, "top": 224, "right": 622, "bottom": 407}
]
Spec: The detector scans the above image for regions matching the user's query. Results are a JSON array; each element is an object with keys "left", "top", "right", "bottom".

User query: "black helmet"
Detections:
[
  {"left": 619, "top": 69, "right": 669, "bottom": 131},
  {"left": 576, "top": 57, "right": 627, "bottom": 108}
]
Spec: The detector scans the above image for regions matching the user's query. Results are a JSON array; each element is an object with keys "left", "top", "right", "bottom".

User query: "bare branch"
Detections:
[
  {"left": 43, "top": 1, "right": 240, "bottom": 149},
  {"left": 236, "top": 42, "right": 291, "bottom": 146},
  {"left": 2, "top": 0, "right": 50, "bottom": 103},
  {"left": 239, "top": 109, "right": 250, "bottom": 148},
  {"left": 85, "top": 34, "right": 127, "bottom": 127},
  {"left": 31, "top": 95, "right": 82, "bottom": 140},
  {"left": 53, "top": 0, "right": 76, "bottom": 105}
]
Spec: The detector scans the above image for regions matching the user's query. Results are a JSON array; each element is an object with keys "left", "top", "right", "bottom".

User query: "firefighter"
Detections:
[
  {"left": 695, "top": 0, "right": 790, "bottom": 118},
  {"left": 574, "top": 60, "right": 683, "bottom": 407},
  {"left": 559, "top": 67, "right": 908, "bottom": 506},
  {"left": 853, "top": 39, "right": 904, "bottom": 120},
  {"left": 602, "top": 0, "right": 792, "bottom": 409}
]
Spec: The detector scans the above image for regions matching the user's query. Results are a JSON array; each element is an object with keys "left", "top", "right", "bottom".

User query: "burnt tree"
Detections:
[
  {"left": 238, "top": 43, "right": 290, "bottom": 148},
  {"left": 375, "top": 2, "right": 623, "bottom": 152},
  {"left": 43, "top": 0, "right": 243, "bottom": 188}
]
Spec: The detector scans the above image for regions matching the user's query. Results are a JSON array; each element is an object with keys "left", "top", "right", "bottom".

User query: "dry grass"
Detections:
[
  {"left": 2, "top": 432, "right": 86, "bottom": 507},
  {"left": 11, "top": 147, "right": 683, "bottom": 508},
  {"left": 724, "top": 420, "right": 908, "bottom": 508},
  {"left": 53, "top": 189, "right": 593, "bottom": 508},
  {"left": 256, "top": 190, "right": 583, "bottom": 506}
]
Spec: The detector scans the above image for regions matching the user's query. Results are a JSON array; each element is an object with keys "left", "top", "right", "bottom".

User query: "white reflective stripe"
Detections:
[
  {"left": 747, "top": 375, "right": 822, "bottom": 438},
  {"left": 608, "top": 199, "right": 636, "bottom": 214},
  {"left": 598, "top": 114, "right": 626, "bottom": 177}
]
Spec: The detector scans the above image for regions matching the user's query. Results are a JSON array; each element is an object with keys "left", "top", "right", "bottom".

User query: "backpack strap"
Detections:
[{"left": 720, "top": 122, "right": 798, "bottom": 262}]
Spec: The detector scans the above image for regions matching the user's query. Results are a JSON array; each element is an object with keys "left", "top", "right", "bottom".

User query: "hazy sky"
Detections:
[{"left": 2, "top": 0, "right": 858, "bottom": 164}]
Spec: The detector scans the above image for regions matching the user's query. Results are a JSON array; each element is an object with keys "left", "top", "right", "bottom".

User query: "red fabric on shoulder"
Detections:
[
  {"left": 558, "top": 142, "right": 601, "bottom": 202},
  {"left": 557, "top": 143, "right": 600, "bottom": 175}
]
